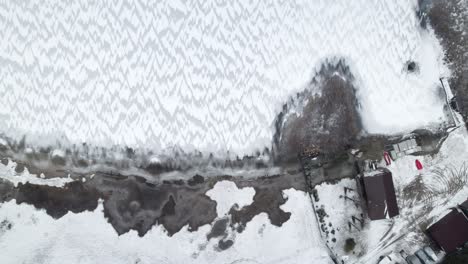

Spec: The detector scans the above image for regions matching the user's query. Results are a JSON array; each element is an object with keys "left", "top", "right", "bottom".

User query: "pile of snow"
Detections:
[
  {"left": 0, "top": 187, "right": 332, "bottom": 264},
  {"left": 148, "top": 156, "right": 162, "bottom": 165},
  {"left": 50, "top": 149, "right": 65, "bottom": 158},
  {"left": 0, "top": 0, "right": 448, "bottom": 157}
]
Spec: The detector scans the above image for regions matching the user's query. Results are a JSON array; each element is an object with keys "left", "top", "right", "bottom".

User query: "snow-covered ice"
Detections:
[
  {"left": 0, "top": 187, "right": 332, "bottom": 264},
  {"left": 0, "top": 0, "right": 448, "bottom": 156},
  {"left": 206, "top": 180, "right": 255, "bottom": 217}
]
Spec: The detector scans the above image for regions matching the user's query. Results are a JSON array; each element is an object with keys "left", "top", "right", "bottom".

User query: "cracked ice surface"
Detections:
[{"left": 0, "top": 0, "right": 447, "bottom": 155}]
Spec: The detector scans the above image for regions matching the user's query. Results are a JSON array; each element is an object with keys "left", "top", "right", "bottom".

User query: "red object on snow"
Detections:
[
  {"left": 383, "top": 151, "right": 392, "bottom": 165},
  {"left": 415, "top": 159, "right": 423, "bottom": 170}
]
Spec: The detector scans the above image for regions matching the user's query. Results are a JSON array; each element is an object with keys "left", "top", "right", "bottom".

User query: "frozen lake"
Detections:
[{"left": 0, "top": 0, "right": 447, "bottom": 156}]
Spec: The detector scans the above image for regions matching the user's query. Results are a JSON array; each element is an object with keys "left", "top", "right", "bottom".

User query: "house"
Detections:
[
  {"left": 426, "top": 199, "right": 468, "bottom": 253},
  {"left": 385, "top": 134, "right": 421, "bottom": 160},
  {"left": 356, "top": 168, "right": 399, "bottom": 220}
]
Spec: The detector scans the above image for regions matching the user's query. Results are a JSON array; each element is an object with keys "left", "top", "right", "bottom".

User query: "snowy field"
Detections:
[
  {"left": 314, "top": 178, "right": 398, "bottom": 264},
  {"left": 0, "top": 0, "right": 448, "bottom": 156},
  {"left": 0, "top": 181, "right": 332, "bottom": 264}
]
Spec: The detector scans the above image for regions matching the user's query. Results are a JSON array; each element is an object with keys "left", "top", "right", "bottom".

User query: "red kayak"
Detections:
[
  {"left": 383, "top": 151, "right": 392, "bottom": 165},
  {"left": 415, "top": 159, "right": 423, "bottom": 170}
]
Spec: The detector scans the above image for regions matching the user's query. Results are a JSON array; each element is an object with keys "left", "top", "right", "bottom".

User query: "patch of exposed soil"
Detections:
[
  {"left": 188, "top": 174, "right": 205, "bottom": 186},
  {"left": 217, "top": 239, "right": 234, "bottom": 250},
  {"left": 96, "top": 175, "right": 218, "bottom": 236},
  {"left": 1, "top": 158, "right": 9, "bottom": 166},
  {"left": 207, "top": 218, "right": 229, "bottom": 240},
  {"left": 0, "top": 180, "right": 15, "bottom": 203},
  {"left": 15, "top": 181, "right": 100, "bottom": 219},
  {"left": 230, "top": 187, "right": 291, "bottom": 230},
  {"left": 230, "top": 172, "right": 306, "bottom": 231}
]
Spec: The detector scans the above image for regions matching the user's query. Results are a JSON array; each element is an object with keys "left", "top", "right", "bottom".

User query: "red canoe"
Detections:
[
  {"left": 383, "top": 151, "right": 392, "bottom": 165},
  {"left": 415, "top": 159, "right": 423, "bottom": 170}
]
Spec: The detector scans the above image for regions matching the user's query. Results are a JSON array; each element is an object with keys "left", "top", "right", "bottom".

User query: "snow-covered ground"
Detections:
[
  {"left": 387, "top": 125, "right": 468, "bottom": 226},
  {"left": 0, "top": 0, "right": 448, "bottom": 157},
  {"left": 312, "top": 125, "right": 468, "bottom": 263},
  {"left": 357, "top": 127, "right": 468, "bottom": 263},
  {"left": 314, "top": 178, "right": 398, "bottom": 263},
  {"left": 0, "top": 181, "right": 332, "bottom": 264},
  {"left": 314, "top": 179, "right": 367, "bottom": 263}
]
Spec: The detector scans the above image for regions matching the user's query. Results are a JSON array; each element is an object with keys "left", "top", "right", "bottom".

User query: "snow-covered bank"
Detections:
[
  {"left": 0, "top": 182, "right": 332, "bottom": 264},
  {"left": 0, "top": 0, "right": 448, "bottom": 157},
  {"left": 0, "top": 159, "right": 73, "bottom": 187}
]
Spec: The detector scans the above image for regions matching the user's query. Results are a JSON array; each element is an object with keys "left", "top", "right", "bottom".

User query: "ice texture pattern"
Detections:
[{"left": 0, "top": 0, "right": 447, "bottom": 156}]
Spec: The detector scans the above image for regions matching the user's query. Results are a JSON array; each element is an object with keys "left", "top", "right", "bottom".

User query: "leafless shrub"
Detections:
[
  {"left": 401, "top": 174, "right": 435, "bottom": 204},
  {"left": 428, "top": 163, "right": 468, "bottom": 197},
  {"left": 400, "top": 163, "right": 468, "bottom": 208}
]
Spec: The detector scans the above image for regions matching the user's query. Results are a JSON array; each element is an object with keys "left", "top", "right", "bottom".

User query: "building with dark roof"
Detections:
[
  {"left": 357, "top": 168, "right": 399, "bottom": 220},
  {"left": 461, "top": 199, "right": 468, "bottom": 212},
  {"left": 426, "top": 199, "right": 468, "bottom": 253}
]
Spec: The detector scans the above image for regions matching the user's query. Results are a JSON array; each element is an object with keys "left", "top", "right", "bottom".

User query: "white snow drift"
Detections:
[{"left": 0, "top": 0, "right": 448, "bottom": 156}]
